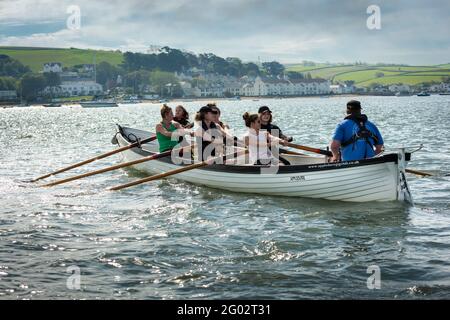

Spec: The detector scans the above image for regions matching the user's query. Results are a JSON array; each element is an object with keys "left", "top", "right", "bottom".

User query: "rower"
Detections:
[
  {"left": 193, "top": 105, "right": 232, "bottom": 161},
  {"left": 209, "top": 103, "right": 230, "bottom": 131},
  {"left": 258, "top": 106, "right": 293, "bottom": 142},
  {"left": 174, "top": 105, "right": 194, "bottom": 129},
  {"left": 242, "top": 112, "right": 290, "bottom": 165},
  {"left": 156, "top": 104, "right": 188, "bottom": 153}
]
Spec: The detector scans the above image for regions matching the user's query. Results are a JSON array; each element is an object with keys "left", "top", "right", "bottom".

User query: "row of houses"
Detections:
[
  {"left": 43, "top": 81, "right": 103, "bottom": 97},
  {"left": 180, "top": 76, "right": 332, "bottom": 98}
]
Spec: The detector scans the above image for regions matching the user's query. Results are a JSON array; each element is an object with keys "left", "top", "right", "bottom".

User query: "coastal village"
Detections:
[{"left": 1, "top": 47, "right": 450, "bottom": 105}]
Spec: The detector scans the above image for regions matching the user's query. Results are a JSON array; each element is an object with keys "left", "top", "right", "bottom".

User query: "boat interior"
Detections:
[{"left": 116, "top": 125, "right": 328, "bottom": 166}]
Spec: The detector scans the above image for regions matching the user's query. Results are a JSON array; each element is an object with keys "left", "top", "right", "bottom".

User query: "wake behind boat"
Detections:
[{"left": 113, "top": 125, "right": 414, "bottom": 203}]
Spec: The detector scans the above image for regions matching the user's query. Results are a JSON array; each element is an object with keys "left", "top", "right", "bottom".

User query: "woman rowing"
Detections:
[
  {"left": 242, "top": 112, "right": 290, "bottom": 165},
  {"left": 258, "top": 106, "right": 293, "bottom": 142},
  {"left": 173, "top": 105, "right": 194, "bottom": 129},
  {"left": 209, "top": 103, "right": 230, "bottom": 131},
  {"left": 193, "top": 105, "right": 235, "bottom": 161},
  {"left": 156, "top": 104, "right": 190, "bottom": 153}
]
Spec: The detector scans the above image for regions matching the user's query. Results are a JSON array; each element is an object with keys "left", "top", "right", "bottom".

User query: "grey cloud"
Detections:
[{"left": 1, "top": 0, "right": 449, "bottom": 64}]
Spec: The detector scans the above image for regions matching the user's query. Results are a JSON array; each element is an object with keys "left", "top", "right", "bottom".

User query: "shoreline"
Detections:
[{"left": 1, "top": 93, "right": 447, "bottom": 109}]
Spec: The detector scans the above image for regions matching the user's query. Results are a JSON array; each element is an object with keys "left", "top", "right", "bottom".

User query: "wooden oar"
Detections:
[
  {"left": 31, "top": 135, "right": 156, "bottom": 182},
  {"left": 279, "top": 148, "right": 307, "bottom": 156},
  {"left": 110, "top": 149, "right": 247, "bottom": 191},
  {"left": 42, "top": 144, "right": 196, "bottom": 187},
  {"left": 285, "top": 142, "right": 333, "bottom": 157},
  {"left": 405, "top": 168, "right": 433, "bottom": 177}
]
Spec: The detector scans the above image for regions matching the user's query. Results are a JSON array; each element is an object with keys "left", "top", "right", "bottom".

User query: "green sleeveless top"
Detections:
[{"left": 157, "top": 122, "right": 178, "bottom": 152}]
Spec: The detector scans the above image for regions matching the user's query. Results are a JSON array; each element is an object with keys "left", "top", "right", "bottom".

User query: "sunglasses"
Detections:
[{"left": 210, "top": 110, "right": 219, "bottom": 115}]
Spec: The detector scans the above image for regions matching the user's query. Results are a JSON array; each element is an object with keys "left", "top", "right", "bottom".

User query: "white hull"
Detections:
[{"left": 115, "top": 126, "right": 413, "bottom": 203}]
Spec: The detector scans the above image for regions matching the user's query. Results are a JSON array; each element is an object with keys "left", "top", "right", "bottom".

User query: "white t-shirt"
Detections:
[{"left": 242, "top": 129, "right": 274, "bottom": 164}]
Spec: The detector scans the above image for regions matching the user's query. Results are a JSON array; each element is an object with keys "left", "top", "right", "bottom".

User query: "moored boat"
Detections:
[
  {"left": 80, "top": 100, "right": 118, "bottom": 108},
  {"left": 43, "top": 103, "right": 62, "bottom": 108},
  {"left": 113, "top": 125, "right": 414, "bottom": 203},
  {"left": 417, "top": 92, "right": 430, "bottom": 96}
]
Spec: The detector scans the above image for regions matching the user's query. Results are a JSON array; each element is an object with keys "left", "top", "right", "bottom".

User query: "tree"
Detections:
[
  {"left": 123, "top": 70, "right": 151, "bottom": 93},
  {"left": 0, "top": 77, "right": 17, "bottom": 90},
  {"left": 183, "top": 51, "right": 199, "bottom": 69},
  {"left": 0, "top": 55, "right": 30, "bottom": 77},
  {"left": 226, "top": 57, "right": 243, "bottom": 77},
  {"left": 262, "top": 61, "right": 285, "bottom": 77},
  {"left": 149, "top": 71, "right": 182, "bottom": 97},
  {"left": 19, "top": 73, "right": 46, "bottom": 102},
  {"left": 287, "top": 71, "right": 304, "bottom": 80},
  {"left": 158, "top": 47, "right": 189, "bottom": 72},
  {"left": 121, "top": 52, "right": 158, "bottom": 72},
  {"left": 96, "top": 61, "right": 122, "bottom": 88},
  {"left": 44, "top": 72, "right": 61, "bottom": 87},
  {"left": 243, "top": 62, "right": 260, "bottom": 77}
]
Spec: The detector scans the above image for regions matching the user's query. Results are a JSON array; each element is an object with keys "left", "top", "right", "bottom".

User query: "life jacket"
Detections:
[{"left": 341, "top": 115, "right": 379, "bottom": 156}]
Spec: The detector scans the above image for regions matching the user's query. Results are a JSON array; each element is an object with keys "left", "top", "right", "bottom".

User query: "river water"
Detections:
[{"left": 0, "top": 95, "right": 449, "bottom": 299}]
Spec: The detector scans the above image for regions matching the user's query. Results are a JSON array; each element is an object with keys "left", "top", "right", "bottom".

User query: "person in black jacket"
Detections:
[{"left": 258, "top": 106, "right": 293, "bottom": 142}]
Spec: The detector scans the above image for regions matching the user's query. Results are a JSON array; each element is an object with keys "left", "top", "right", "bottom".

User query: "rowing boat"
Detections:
[{"left": 114, "top": 125, "right": 414, "bottom": 203}]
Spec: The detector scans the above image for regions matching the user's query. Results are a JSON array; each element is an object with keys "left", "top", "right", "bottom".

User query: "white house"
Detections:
[
  {"left": 44, "top": 80, "right": 103, "bottom": 97},
  {"left": 330, "top": 83, "right": 356, "bottom": 94},
  {"left": 429, "top": 82, "right": 450, "bottom": 93},
  {"left": 83, "top": 64, "right": 95, "bottom": 73},
  {"left": 43, "top": 62, "right": 63, "bottom": 73},
  {"left": 388, "top": 84, "right": 411, "bottom": 93},
  {"left": 194, "top": 83, "right": 225, "bottom": 97},
  {"left": 179, "top": 81, "right": 195, "bottom": 96},
  {"left": 223, "top": 82, "right": 241, "bottom": 96},
  {"left": 249, "top": 76, "right": 330, "bottom": 96}
]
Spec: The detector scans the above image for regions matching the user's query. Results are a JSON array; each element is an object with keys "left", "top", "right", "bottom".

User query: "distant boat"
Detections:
[
  {"left": 417, "top": 92, "right": 430, "bottom": 97},
  {"left": 43, "top": 103, "right": 62, "bottom": 108},
  {"left": 395, "top": 92, "right": 411, "bottom": 97},
  {"left": 439, "top": 93, "right": 450, "bottom": 96},
  {"left": 159, "top": 99, "right": 169, "bottom": 103},
  {"left": 119, "top": 99, "right": 142, "bottom": 105},
  {"left": 80, "top": 100, "right": 118, "bottom": 108}
]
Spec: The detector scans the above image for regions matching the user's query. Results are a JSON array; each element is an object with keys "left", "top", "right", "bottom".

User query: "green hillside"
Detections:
[
  {"left": 0, "top": 47, "right": 123, "bottom": 72},
  {"left": 287, "top": 63, "right": 450, "bottom": 87}
]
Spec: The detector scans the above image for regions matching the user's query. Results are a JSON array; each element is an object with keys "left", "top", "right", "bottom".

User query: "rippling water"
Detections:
[{"left": 0, "top": 96, "right": 449, "bottom": 299}]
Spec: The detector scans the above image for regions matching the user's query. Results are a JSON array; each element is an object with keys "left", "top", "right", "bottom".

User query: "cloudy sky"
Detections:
[{"left": 0, "top": 0, "right": 449, "bottom": 65}]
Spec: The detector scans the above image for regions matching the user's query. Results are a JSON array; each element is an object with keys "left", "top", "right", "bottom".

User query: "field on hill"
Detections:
[
  {"left": 1, "top": 46, "right": 449, "bottom": 87},
  {"left": 0, "top": 47, "right": 123, "bottom": 72},
  {"left": 286, "top": 63, "right": 450, "bottom": 86}
]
